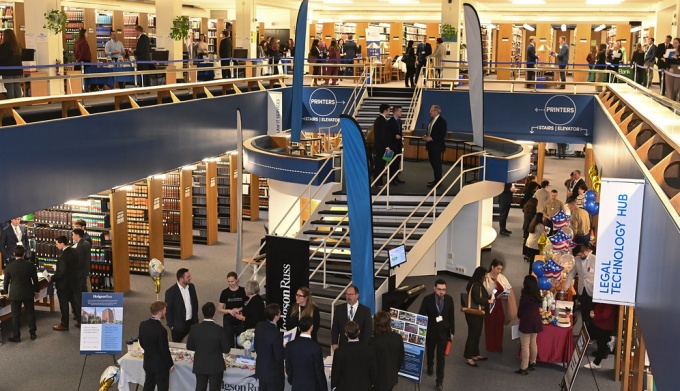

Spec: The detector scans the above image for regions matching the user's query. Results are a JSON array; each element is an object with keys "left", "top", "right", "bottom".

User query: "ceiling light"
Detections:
[
  {"left": 586, "top": 0, "right": 623, "bottom": 4},
  {"left": 523, "top": 24, "right": 535, "bottom": 31},
  {"left": 511, "top": 0, "right": 545, "bottom": 4},
  {"left": 594, "top": 24, "right": 606, "bottom": 32},
  {"left": 65, "top": 199, "right": 92, "bottom": 207},
  {"left": 630, "top": 26, "right": 642, "bottom": 33},
  {"left": 561, "top": 24, "right": 567, "bottom": 32}
]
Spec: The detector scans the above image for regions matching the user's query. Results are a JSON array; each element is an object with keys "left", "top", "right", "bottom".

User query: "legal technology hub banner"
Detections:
[
  {"left": 79, "top": 293, "right": 123, "bottom": 355},
  {"left": 594, "top": 178, "right": 645, "bottom": 306}
]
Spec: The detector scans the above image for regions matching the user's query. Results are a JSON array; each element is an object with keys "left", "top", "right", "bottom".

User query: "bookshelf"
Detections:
[
  {"left": 190, "top": 18, "right": 201, "bottom": 41},
  {"left": 95, "top": 10, "right": 113, "bottom": 61},
  {"left": 123, "top": 12, "right": 138, "bottom": 53},
  {"left": 63, "top": 8, "right": 85, "bottom": 63},
  {"left": 161, "top": 170, "right": 193, "bottom": 259},
  {"left": 125, "top": 181, "right": 150, "bottom": 274},
  {"left": 109, "top": 190, "right": 130, "bottom": 292},
  {"left": 482, "top": 25, "right": 494, "bottom": 74},
  {"left": 229, "top": 153, "right": 259, "bottom": 227},
  {"left": 216, "top": 156, "right": 231, "bottom": 232},
  {"left": 258, "top": 178, "right": 270, "bottom": 211},
  {"left": 147, "top": 14, "right": 157, "bottom": 50},
  {"left": 192, "top": 161, "right": 218, "bottom": 244},
  {"left": 208, "top": 19, "right": 218, "bottom": 54},
  {"left": 0, "top": 4, "right": 13, "bottom": 30}
]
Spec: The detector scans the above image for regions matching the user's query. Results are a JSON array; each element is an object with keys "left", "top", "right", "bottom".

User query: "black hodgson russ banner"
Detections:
[{"left": 265, "top": 235, "right": 310, "bottom": 330}]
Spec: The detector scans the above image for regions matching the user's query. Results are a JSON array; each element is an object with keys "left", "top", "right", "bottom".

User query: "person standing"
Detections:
[
  {"left": 370, "top": 311, "right": 404, "bottom": 391},
  {"left": 217, "top": 271, "right": 246, "bottom": 347},
  {"left": 187, "top": 302, "right": 231, "bottom": 391},
  {"left": 51, "top": 235, "right": 79, "bottom": 331},
  {"left": 233, "top": 279, "right": 265, "bottom": 330},
  {"left": 515, "top": 275, "right": 543, "bottom": 375},
  {"left": 664, "top": 38, "right": 680, "bottom": 101},
  {"left": 219, "top": 30, "right": 233, "bottom": 78},
  {"left": 565, "top": 244, "right": 596, "bottom": 328},
  {"left": 522, "top": 198, "right": 538, "bottom": 261},
  {"left": 373, "top": 104, "right": 391, "bottom": 188},
  {"left": 551, "top": 36, "right": 569, "bottom": 89},
  {"left": 498, "top": 183, "right": 516, "bottom": 236},
  {"left": 105, "top": 31, "right": 125, "bottom": 61},
  {"left": 524, "top": 213, "right": 545, "bottom": 273},
  {"left": 331, "top": 321, "right": 377, "bottom": 391},
  {"left": 309, "top": 39, "right": 321, "bottom": 86},
  {"left": 464, "top": 267, "right": 492, "bottom": 367},
  {"left": 431, "top": 38, "right": 445, "bottom": 86},
  {"left": 595, "top": 43, "right": 608, "bottom": 92},
  {"left": 139, "top": 301, "right": 174, "bottom": 391},
  {"left": 73, "top": 28, "right": 91, "bottom": 71},
  {"left": 415, "top": 36, "right": 432, "bottom": 85},
  {"left": 73, "top": 219, "right": 93, "bottom": 245},
  {"left": 5, "top": 246, "right": 39, "bottom": 342},
  {"left": 644, "top": 37, "right": 657, "bottom": 88},
  {"left": 326, "top": 39, "right": 340, "bottom": 85},
  {"left": 388, "top": 105, "right": 405, "bottom": 184},
  {"left": 419, "top": 279, "right": 455, "bottom": 390},
  {"left": 607, "top": 42, "right": 623, "bottom": 79},
  {"left": 331, "top": 285, "right": 372, "bottom": 349},
  {"left": 255, "top": 304, "right": 285, "bottom": 391},
  {"left": 267, "top": 36, "right": 280, "bottom": 75},
  {"left": 569, "top": 170, "right": 585, "bottom": 199},
  {"left": 542, "top": 189, "right": 564, "bottom": 219},
  {"left": 631, "top": 43, "right": 646, "bottom": 85},
  {"left": 0, "top": 29, "right": 23, "bottom": 99},
  {"left": 165, "top": 268, "right": 199, "bottom": 342},
  {"left": 72, "top": 228, "right": 91, "bottom": 326},
  {"left": 342, "top": 35, "right": 359, "bottom": 77},
  {"left": 286, "top": 286, "right": 321, "bottom": 343},
  {"left": 656, "top": 35, "right": 673, "bottom": 95},
  {"left": 403, "top": 40, "right": 416, "bottom": 88},
  {"left": 533, "top": 180, "right": 550, "bottom": 210},
  {"left": 285, "top": 316, "right": 328, "bottom": 391},
  {"left": 526, "top": 36, "right": 538, "bottom": 88},
  {"left": 584, "top": 303, "right": 618, "bottom": 369},
  {"left": 134, "top": 25, "right": 153, "bottom": 86},
  {"left": 483, "top": 259, "right": 513, "bottom": 352},
  {"left": 0, "top": 216, "right": 30, "bottom": 268},
  {"left": 423, "top": 105, "right": 446, "bottom": 188},
  {"left": 566, "top": 197, "right": 590, "bottom": 245}
]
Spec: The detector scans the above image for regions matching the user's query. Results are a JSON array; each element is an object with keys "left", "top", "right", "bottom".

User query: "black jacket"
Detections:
[
  {"left": 286, "top": 305, "right": 321, "bottom": 343},
  {"left": 5, "top": 258, "right": 39, "bottom": 300},
  {"left": 186, "top": 320, "right": 230, "bottom": 374},
  {"left": 139, "top": 318, "right": 174, "bottom": 373},
  {"left": 164, "top": 282, "right": 199, "bottom": 333},
  {"left": 53, "top": 246, "right": 79, "bottom": 292},
  {"left": 242, "top": 294, "right": 265, "bottom": 330},
  {"left": 331, "top": 342, "right": 376, "bottom": 391},
  {"left": 373, "top": 114, "right": 391, "bottom": 154},
  {"left": 285, "top": 336, "right": 328, "bottom": 391},
  {"left": 254, "top": 320, "right": 285, "bottom": 385},
  {"left": 331, "top": 302, "right": 372, "bottom": 347},
  {"left": 370, "top": 332, "right": 405, "bottom": 391},
  {"left": 0, "top": 43, "right": 22, "bottom": 76},
  {"left": 419, "top": 292, "right": 455, "bottom": 336}
]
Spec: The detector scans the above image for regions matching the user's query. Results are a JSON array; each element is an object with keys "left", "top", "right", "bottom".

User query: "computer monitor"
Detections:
[
  {"left": 233, "top": 48, "right": 248, "bottom": 60},
  {"left": 22, "top": 49, "right": 35, "bottom": 61},
  {"left": 151, "top": 50, "right": 169, "bottom": 62},
  {"left": 388, "top": 245, "right": 407, "bottom": 268}
]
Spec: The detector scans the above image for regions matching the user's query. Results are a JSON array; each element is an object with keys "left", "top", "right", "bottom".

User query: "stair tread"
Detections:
[{"left": 311, "top": 219, "right": 432, "bottom": 229}]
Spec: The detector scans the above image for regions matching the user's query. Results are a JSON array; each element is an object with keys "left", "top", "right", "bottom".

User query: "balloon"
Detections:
[
  {"left": 588, "top": 165, "right": 599, "bottom": 179},
  {"left": 591, "top": 202, "right": 600, "bottom": 216},
  {"left": 592, "top": 178, "right": 601, "bottom": 193},
  {"left": 99, "top": 366, "right": 120, "bottom": 391},
  {"left": 532, "top": 260, "right": 546, "bottom": 277},
  {"left": 538, "top": 277, "right": 552, "bottom": 290},
  {"left": 585, "top": 190, "right": 597, "bottom": 202},
  {"left": 148, "top": 259, "right": 164, "bottom": 299},
  {"left": 543, "top": 242, "right": 553, "bottom": 257},
  {"left": 562, "top": 227, "right": 573, "bottom": 238},
  {"left": 559, "top": 253, "right": 575, "bottom": 271},
  {"left": 584, "top": 200, "right": 596, "bottom": 214}
]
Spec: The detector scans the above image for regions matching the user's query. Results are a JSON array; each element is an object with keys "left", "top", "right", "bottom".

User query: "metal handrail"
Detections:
[{"left": 403, "top": 70, "right": 425, "bottom": 131}]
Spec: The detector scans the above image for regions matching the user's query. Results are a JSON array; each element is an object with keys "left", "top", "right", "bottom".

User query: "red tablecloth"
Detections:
[{"left": 519, "top": 323, "right": 574, "bottom": 365}]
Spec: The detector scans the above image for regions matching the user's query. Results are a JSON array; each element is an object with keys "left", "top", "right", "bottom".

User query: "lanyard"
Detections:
[{"left": 436, "top": 296, "right": 443, "bottom": 315}]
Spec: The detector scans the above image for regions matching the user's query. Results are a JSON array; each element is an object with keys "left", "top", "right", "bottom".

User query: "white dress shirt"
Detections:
[{"left": 178, "top": 282, "right": 193, "bottom": 321}]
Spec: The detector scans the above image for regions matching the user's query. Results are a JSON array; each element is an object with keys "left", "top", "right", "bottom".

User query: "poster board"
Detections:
[
  {"left": 79, "top": 292, "right": 124, "bottom": 355},
  {"left": 560, "top": 325, "right": 591, "bottom": 391},
  {"left": 390, "top": 307, "right": 427, "bottom": 383}
]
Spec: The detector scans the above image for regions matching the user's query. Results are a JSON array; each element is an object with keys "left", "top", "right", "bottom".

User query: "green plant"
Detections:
[
  {"left": 169, "top": 16, "right": 191, "bottom": 41},
  {"left": 43, "top": 9, "right": 68, "bottom": 35},
  {"left": 441, "top": 23, "right": 458, "bottom": 41}
]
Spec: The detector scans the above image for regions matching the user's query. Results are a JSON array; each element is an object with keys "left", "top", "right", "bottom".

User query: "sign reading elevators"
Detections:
[{"left": 593, "top": 178, "right": 645, "bottom": 306}]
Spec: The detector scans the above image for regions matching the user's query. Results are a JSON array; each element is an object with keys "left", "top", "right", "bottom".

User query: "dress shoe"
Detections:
[
  {"left": 500, "top": 230, "right": 511, "bottom": 237},
  {"left": 436, "top": 383, "right": 444, "bottom": 390},
  {"left": 515, "top": 368, "right": 529, "bottom": 375},
  {"left": 528, "top": 362, "right": 536, "bottom": 371},
  {"left": 395, "top": 178, "right": 406, "bottom": 184},
  {"left": 501, "top": 229, "right": 513, "bottom": 235},
  {"left": 427, "top": 367, "right": 434, "bottom": 376},
  {"left": 30, "top": 333, "right": 37, "bottom": 340},
  {"left": 8, "top": 336, "right": 20, "bottom": 343},
  {"left": 75, "top": 321, "right": 81, "bottom": 328},
  {"left": 53, "top": 324, "right": 69, "bottom": 331}
]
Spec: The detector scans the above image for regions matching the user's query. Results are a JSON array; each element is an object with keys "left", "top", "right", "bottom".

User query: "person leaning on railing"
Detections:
[
  {"left": 0, "top": 29, "right": 23, "bottom": 99},
  {"left": 664, "top": 37, "right": 680, "bottom": 101}
]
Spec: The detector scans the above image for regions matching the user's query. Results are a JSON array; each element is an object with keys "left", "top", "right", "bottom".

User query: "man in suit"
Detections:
[
  {"left": 73, "top": 220, "right": 92, "bottom": 245},
  {"left": 423, "top": 105, "right": 447, "bottom": 188},
  {"left": 644, "top": 37, "right": 657, "bottom": 88},
  {"left": 565, "top": 244, "right": 596, "bottom": 328},
  {"left": 134, "top": 25, "right": 153, "bottom": 86},
  {"left": 139, "top": 301, "right": 175, "bottom": 391},
  {"left": 219, "top": 30, "right": 233, "bottom": 79},
  {"left": 165, "top": 267, "right": 199, "bottom": 342},
  {"left": 419, "top": 279, "right": 455, "bottom": 390},
  {"left": 569, "top": 169, "right": 585, "bottom": 200},
  {"left": 657, "top": 35, "right": 672, "bottom": 94},
  {"left": 343, "top": 35, "right": 359, "bottom": 77},
  {"left": 5, "top": 246, "right": 40, "bottom": 342},
  {"left": 187, "top": 302, "right": 231, "bottom": 391},
  {"left": 51, "top": 235, "right": 79, "bottom": 331},
  {"left": 331, "top": 285, "right": 372, "bottom": 350},
  {"left": 415, "top": 35, "right": 432, "bottom": 85},
  {"left": 388, "top": 105, "right": 405, "bottom": 184},
  {"left": 526, "top": 36, "right": 538, "bottom": 88},
  {"left": 331, "top": 321, "right": 377, "bottom": 391},
  {"left": 373, "top": 103, "right": 392, "bottom": 188},
  {"left": 255, "top": 304, "right": 285, "bottom": 391},
  {"left": 0, "top": 217, "right": 30, "bottom": 268},
  {"left": 285, "top": 316, "right": 327, "bottom": 391},
  {"left": 551, "top": 35, "right": 569, "bottom": 89},
  {"left": 72, "top": 228, "right": 91, "bottom": 327}
]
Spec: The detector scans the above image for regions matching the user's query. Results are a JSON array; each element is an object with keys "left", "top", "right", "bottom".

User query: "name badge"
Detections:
[{"left": 436, "top": 316, "right": 443, "bottom": 323}]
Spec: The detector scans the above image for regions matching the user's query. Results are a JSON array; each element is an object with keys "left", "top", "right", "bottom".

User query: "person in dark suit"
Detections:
[
  {"left": 526, "top": 36, "right": 538, "bottom": 88},
  {"left": 73, "top": 219, "right": 92, "bottom": 245},
  {"left": 415, "top": 35, "right": 432, "bottom": 85},
  {"left": 388, "top": 105, "right": 405, "bottom": 184},
  {"left": 187, "top": 302, "right": 231, "bottom": 391},
  {"left": 255, "top": 304, "right": 285, "bottom": 391},
  {"left": 234, "top": 279, "right": 265, "bottom": 330},
  {"left": 331, "top": 285, "right": 372, "bottom": 350},
  {"left": 551, "top": 35, "right": 569, "bottom": 89},
  {"left": 0, "top": 217, "right": 30, "bottom": 268},
  {"left": 373, "top": 104, "right": 392, "bottom": 188},
  {"left": 285, "top": 316, "right": 328, "bottom": 391},
  {"left": 419, "top": 279, "right": 455, "bottom": 390},
  {"left": 165, "top": 268, "right": 199, "bottom": 342},
  {"left": 139, "top": 301, "right": 175, "bottom": 391},
  {"left": 219, "top": 30, "right": 232, "bottom": 79},
  {"left": 331, "top": 321, "right": 377, "bottom": 391},
  {"left": 370, "top": 311, "right": 404, "bottom": 391},
  {"left": 72, "top": 228, "right": 91, "bottom": 326},
  {"left": 423, "top": 105, "right": 447, "bottom": 188},
  {"left": 5, "top": 246, "right": 39, "bottom": 342},
  {"left": 134, "top": 25, "right": 153, "bottom": 86},
  {"left": 51, "top": 236, "right": 79, "bottom": 331},
  {"left": 657, "top": 35, "right": 672, "bottom": 95}
]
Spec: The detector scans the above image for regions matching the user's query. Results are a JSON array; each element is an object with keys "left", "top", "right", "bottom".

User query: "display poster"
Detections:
[
  {"left": 79, "top": 293, "right": 123, "bottom": 355},
  {"left": 560, "top": 325, "right": 591, "bottom": 391},
  {"left": 267, "top": 90, "right": 283, "bottom": 135},
  {"left": 365, "top": 27, "right": 381, "bottom": 59},
  {"left": 301, "top": 87, "right": 353, "bottom": 133},
  {"left": 390, "top": 308, "right": 427, "bottom": 383},
  {"left": 593, "top": 178, "right": 645, "bottom": 306}
]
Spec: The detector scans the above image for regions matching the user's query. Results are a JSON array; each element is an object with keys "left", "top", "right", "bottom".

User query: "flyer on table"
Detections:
[{"left": 79, "top": 293, "right": 124, "bottom": 355}]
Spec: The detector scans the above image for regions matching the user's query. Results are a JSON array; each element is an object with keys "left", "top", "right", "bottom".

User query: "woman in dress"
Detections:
[
  {"left": 595, "top": 43, "right": 607, "bottom": 91},
  {"left": 286, "top": 286, "right": 321, "bottom": 342},
  {"left": 337, "top": 38, "right": 345, "bottom": 76},
  {"left": 522, "top": 198, "right": 538, "bottom": 262},
  {"left": 516, "top": 275, "right": 543, "bottom": 375},
  {"left": 525, "top": 213, "right": 545, "bottom": 274},
  {"left": 483, "top": 259, "right": 513, "bottom": 352},
  {"left": 630, "top": 42, "right": 646, "bottom": 85},
  {"left": 431, "top": 37, "right": 445, "bottom": 86},
  {"left": 326, "top": 39, "right": 341, "bottom": 85},
  {"left": 234, "top": 279, "right": 265, "bottom": 330},
  {"left": 464, "top": 266, "right": 492, "bottom": 366},
  {"left": 309, "top": 39, "right": 320, "bottom": 86},
  {"left": 0, "top": 29, "right": 23, "bottom": 98},
  {"left": 196, "top": 34, "right": 209, "bottom": 58},
  {"left": 217, "top": 271, "right": 247, "bottom": 347},
  {"left": 370, "top": 311, "right": 405, "bottom": 391}
]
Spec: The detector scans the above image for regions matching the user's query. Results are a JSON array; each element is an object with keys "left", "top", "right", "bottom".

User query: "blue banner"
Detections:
[
  {"left": 417, "top": 91, "right": 595, "bottom": 143},
  {"left": 79, "top": 293, "right": 124, "bottom": 355},
  {"left": 290, "top": 0, "right": 309, "bottom": 142},
  {"left": 302, "top": 87, "right": 354, "bottom": 133},
  {"left": 340, "top": 114, "right": 375, "bottom": 313}
]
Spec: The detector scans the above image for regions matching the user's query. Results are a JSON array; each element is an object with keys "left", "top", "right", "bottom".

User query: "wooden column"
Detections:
[
  {"left": 229, "top": 153, "right": 239, "bottom": 232},
  {"left": 356, "top": 22, "right": 369, "bottom": 59},
  {"left": 206, "top": 160, "right": 218, "bottom": 245},
  {"left": 14, "top": 3, "right": 25, "bottom": 48},
  {"left": 390, "top": 23, "right": 403, "bottom": 59},
  {"left": 497, "top": 24, "right": 513, "bottom": 80},
  {"left": 109, "top": 190, "right": 130, "bottom": 293},
  {"left": 179, "top": 169, "right": 193, "bottom": 259},
  {"left": 535, "top": 24, "right": 553, "bottom": 67},
  {"left": 249, "top": 173, "right": 259, "bottom": 222},
  {"left": 574, "top": 24, "right": 592, "bottom": 82},
  {"left": 322, "top": 22, "right": 335, "bottom": 46},
  {"left": 147, "top": 177, "right": 164, "bottom": 262},
  {"left": 113, "top": 10, "right": 124, "bottom": 35},
  {"left": 536, "top": 142, "right": 546, "bottom": 183},
  {"left": 616, "top": 24, "right": 632, "bottom": 59},
  {"left": 84, "top": 8, "right": 97, "bottom": 64}
]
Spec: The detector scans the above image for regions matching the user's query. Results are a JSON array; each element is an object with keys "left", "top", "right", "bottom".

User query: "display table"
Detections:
[
  {"left": 84, "top": 65, "right": 136, "bottom": 91},
  {"left": 519, "top": 315, "right": 574, "bottom": 366},
  {"left": 0, "top": 278, "right": 54, "bottom": 322}
]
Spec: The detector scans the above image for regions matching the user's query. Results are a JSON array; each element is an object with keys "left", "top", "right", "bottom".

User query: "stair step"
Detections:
[
  {"left": 318, "top": 209, "right": 432, "bottom": 218},
  {"left": 310, "top": 240, "right": 412, "bottom": 251},
  {"left": 309, "top": 274, "right": 387, "bottom": 289},
  {"left": 311, "top": 219, "right": 432, "bottom": 230},
  {"left": 326, "top": 199, "right": 450, "bottom": 209},
  {"left": 309, "top": 258, "right": 390, "bottom": 275},
  {"left": 303, "top": 229, "right": 423, "bottom": 241}
]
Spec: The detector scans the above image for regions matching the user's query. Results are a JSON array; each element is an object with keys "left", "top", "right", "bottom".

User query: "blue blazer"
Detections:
[
  {"left": 285, "top": 336, "right": 328, "bottom": 391},
  {"left": 255, "top": 320, "right": 285, "bottom": 385}
]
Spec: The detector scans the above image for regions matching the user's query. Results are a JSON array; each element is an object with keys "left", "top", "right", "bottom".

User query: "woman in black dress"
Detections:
[
  {"left": 404, "top": 40, "right": 416, "bottom": 88},
  {"left": 235, "top": 279, "right": 265, "bottom": 330}
]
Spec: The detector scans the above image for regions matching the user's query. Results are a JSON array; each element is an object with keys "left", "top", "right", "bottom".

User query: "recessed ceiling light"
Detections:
[{"left": 511, "top": 0, "right": 545, "bottom": 4}]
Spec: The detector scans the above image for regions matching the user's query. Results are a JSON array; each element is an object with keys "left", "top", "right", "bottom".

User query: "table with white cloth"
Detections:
[{"left": 117, "top": 343, "right": 331, "bottom": 391}]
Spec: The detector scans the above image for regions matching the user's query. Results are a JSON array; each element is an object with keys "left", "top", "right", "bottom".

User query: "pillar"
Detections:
[
  {"left": 156, "top": 0, "right": 183, "bottom": 63},
  {"left": 289, "top": 10, "right": 297, "bottom": 47},
  {"left": 24, "top": 0, "right": 63, "bottom": 95},
  {"left": 234, "top": 0, "right": 256, "bottom": 59},
  {"left": 574, "top": 24, "right": 592, "bottom": 83},
  {"left": 441, "top": 0, "right": 461, "bottom": 80}
]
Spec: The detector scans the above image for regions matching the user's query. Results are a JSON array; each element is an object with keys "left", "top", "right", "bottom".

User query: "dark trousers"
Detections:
[
  {"left": 143, "top": 369, "right": 170, "bottom": 391},
  {"left": 464, "top": 314, "right": 483, "bottom": 359},
  {"left": 578, "top": 288, "right": 593, "bottom": 327},
  {"left": 590, "top": 323, "right": 613, "bottom": 365},
  {"left": 415, "top": 62, "right": 425, "bottom": 84},
  {"left": 57, "top": 288, "right": 77, "bottom": 327},
  {"left": 271, "top": 57, "right": 280, "bottom": 75},
  {"left": 405, "top": 64, "right": 415, "bottom": 87},
  {"left": 11, "top": 298, "right": 36, "bottom": 338},
  {"left": 527, "top": 64, "right": 535, "bottom": 85},
  {"left": 171, "top": 324, "right": 192, "bottom": 343},
  {"left": 557, "top": 143, "right": 567, "bottom": 158},
  {"left": 221, "top": 60, "right": 231, "bottom": 78},
  {"left": 525, "top": 248, "right": 540, "bottom": 274},
  {"left": 195, "top": 372, "right": 223, "bottom": 391},
  {"left": 259, "top": 381, "right": 284, "bottom": 391},
  {"left": 74, "top": 287, "right": 84, "bottom": 321},
  {"left": 426, "top": 331, "right": 447, "bottom": 384},
  {"left": 427, "top": 146, "right": 443, "bottom": 182},
  {"left": 223, "top": 318, "right": 242, "bottom": 348},
  {"left": 498, "top": 193, "right": 512, "bottom": 231},
  {"left": 559, "top": 64, "right": 566, "bottom": 83},
  {"left": 374, "top": 153, "right": 386, "bottom": 185}
]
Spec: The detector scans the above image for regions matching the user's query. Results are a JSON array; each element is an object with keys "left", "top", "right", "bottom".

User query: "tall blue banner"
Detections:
[
  {"left": 290, "top": 0, "right": 308, "bottom": 142},
  {"left": 339, "top": 114, "right": 375, "bottom": 313}
]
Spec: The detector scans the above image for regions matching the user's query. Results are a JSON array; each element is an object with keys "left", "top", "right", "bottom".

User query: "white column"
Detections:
[
  {"left": 289, "top": 9, "right": 297, "bottom": 45},
  {"left": 235, "top": 0, "right": 256, "bottom": 58},
  {"left": 24, "top": 0, "right": 63, "bottom": 95},
  {"left": 156, "top": 0, "right": 183, "bottom": 62},
  {"left": 441, "top": 0, "right": 461, "bottom": 80}
]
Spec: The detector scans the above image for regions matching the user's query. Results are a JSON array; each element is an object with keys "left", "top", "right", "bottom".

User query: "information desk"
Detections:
[
  {"left": 84, "top": 65, "right": 136, "bottom": 91},
  {"left": 118, "top": 344, "right": 331, "bottom": 391},
  {"left": 0, "top": 278, "right": 54, "bottom": 321}
]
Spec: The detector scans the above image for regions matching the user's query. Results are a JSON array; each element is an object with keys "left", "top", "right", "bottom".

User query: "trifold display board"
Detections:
[{"left": 390, "top": 307, "right": 427, "bottom": 383}]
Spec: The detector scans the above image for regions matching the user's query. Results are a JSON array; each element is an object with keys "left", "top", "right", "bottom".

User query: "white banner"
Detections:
[
  {"left": 593, "top": 178, "right": 645, "bottom": 306},
  {"left": 267, "top": 90, "right": 283, "bottom": 135}
]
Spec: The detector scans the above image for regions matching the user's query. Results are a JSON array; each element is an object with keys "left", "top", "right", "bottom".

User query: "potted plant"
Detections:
[
  {"left": 43, "top": 9, "right": 68, "bottom": 35},
  {"left": 441, "top": 23, "right": 458, "bottom": 42},
  {"left": 170, "top": 16, "right": 194, "bottom": 59}
]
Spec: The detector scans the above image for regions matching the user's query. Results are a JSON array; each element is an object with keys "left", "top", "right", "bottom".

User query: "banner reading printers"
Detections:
[{"left": 593, "top": 178, "right": 645, "bottom": 306}]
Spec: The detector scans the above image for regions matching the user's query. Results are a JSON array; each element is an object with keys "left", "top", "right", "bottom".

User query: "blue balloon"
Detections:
[
  {"left": 590, "top": 202, "right": 599, "bottom": 216},
  {"left": 584, "top": 200, "right": 596, "bottom": 214},
  {"left": 532, "top": 260, "right": 545, "bottom": 277},
  {"left": 585, "top": 190, "right": 597, "bottom": 202},
  {"left": 538, "top": 277, "right": 552, "bottom": 290}
]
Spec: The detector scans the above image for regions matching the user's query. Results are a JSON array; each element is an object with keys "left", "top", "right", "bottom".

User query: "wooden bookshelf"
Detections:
[
  {"left": 205, "top": 160, "right": 218, "bottom": 244},
  {"left": 147, "top": 177, "right": 164, "bottom": 262},
  {"left": 229, "top": 154, "right": 258, "bottom": 231},
  {"left": 109, "top": 190, "right": 130, "bottom": 292},
  {"left": 179, "top": 169, "right": 193, "bottom": 258}
]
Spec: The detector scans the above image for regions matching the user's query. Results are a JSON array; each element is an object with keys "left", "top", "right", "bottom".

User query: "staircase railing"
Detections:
[{"left": 403, "top": 70, "right": 425, "bottom": 131}]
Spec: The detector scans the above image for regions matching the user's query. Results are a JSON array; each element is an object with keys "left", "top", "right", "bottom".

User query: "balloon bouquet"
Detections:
[
  {"left": 98, "top": 366, "right": 120, "bottom": 391},
  {"left": 148, "top": 258, "right": 164, "bottom": 301}
]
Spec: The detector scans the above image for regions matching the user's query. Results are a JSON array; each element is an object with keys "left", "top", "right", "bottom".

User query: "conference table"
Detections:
[
  {"left": 0, "top": 277, "right": 54, "bottom": 321},
  {"left": 519, "top": 302, "right": 575, "bottom": 366},
  {"left": 84, "top": 64, "right": 136, "bottom": 91}
]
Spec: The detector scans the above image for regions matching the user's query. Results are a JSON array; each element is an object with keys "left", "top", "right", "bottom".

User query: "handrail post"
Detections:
[{"left": 386, "top": 162, "right": 390, "bottom": 209}]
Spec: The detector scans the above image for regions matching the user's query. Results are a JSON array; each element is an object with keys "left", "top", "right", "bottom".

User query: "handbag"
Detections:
[{"left": 460, "top": 288, "right": 485, "bottom": 316}]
